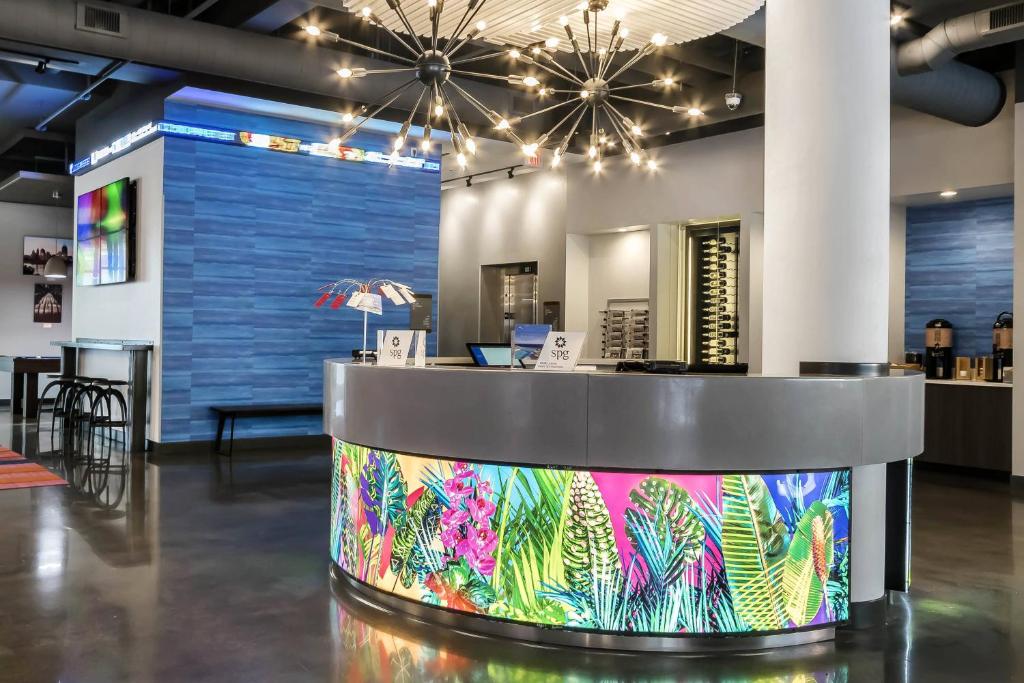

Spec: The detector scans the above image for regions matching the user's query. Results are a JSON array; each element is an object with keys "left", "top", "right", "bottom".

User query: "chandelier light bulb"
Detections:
[
  {"left": 651, "top": 33, "right": 668, "bottom": 47},
  {"left": 465, "top": 137, "right": 477, "bottom": 154},
  {"left": 341, "top": 112, "right": 354, "bottom": 123},
  {"left": 661, "top": 77, "right": 675, "bottom": 86},
  {"left": 630, "top": 151, "right": 641, "bottom": 165},
  {"left": 632, "top": 125, "right": 643, "bottom": 136},
  {"left": 427, "top": 0, "right": 437, "bottom": 6},
  {"left": 687, "top": 107, "right": 704, "bottom": 117},
  {"left": 593, "top": 159, "right": 603, "bottom": 173},
  {"left": 523, "top": 76, "right": 541, "bottom": 87},
  {"left": 612, "top": 6, "right": 627, "bottom": 20},
  {"left": 496, "top": 118, "right": 510, "bottom": 130},
  {"left": 620, "top": 27, "right": 630, "bottom": 38},
  {"left": 456, "top": 152, "right": 467, "bottom": 168},
  {"left": 476, "top": 20, "right": 487, "bottom": 32},
  {"left": 304, "top": 25, "right": 322, "bottom": 37},
  {"left": 337, "top": 67, "right": 353, "bottom": 78},
  {"left": 588, "top": 145, "right": 598, "bottom": 159},
  {"left": 393, "top": 136, "right": 405, "bottom": 151},
  {"left": 890, "top": 12, "right": 904, "bottom": 27},
  {"left": 552, "top": 152, "right": 562, "bottom": 168},
  {"left": 421, "top": 139, "right": 431, "bottom": 151},
  {"left": 522, "top": 143, "right": 538, "bottom": 157},
  {"left": 559, "top": 15, "right": 570, "bottom": 26},
  {"left": 531, "top": 46, "right": 542, "bottom": 55},
  {"left": 509, "top": 48, "right": 521, "bottom": 59},
  {"left": 646, "top": 159, "right": 657, "bottom": 171},
  {"left": 545, "top": 37, "right": 560, "bottom": 49}
]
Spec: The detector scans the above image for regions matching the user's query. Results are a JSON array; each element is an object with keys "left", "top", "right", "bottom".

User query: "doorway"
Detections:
[{"left": 480, "top": 262, "right": 539, "bottom": 343}]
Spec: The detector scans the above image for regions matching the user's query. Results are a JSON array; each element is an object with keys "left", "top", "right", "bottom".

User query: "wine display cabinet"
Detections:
[{"left": 687, "top": 224, "right": 740, "bottom": 365}]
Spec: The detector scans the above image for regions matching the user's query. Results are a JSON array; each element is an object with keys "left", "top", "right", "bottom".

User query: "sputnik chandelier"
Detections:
[
  {"left": 304, "top": 0, "right": 688, "bottom": 172},
  {"left": 305, "top": 0, "right": 525, "bottom": 170}
]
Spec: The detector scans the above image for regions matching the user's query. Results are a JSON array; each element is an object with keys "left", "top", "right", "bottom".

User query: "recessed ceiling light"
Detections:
[{"left": 940, "top": 190, "right": 958, "bottom": 198}]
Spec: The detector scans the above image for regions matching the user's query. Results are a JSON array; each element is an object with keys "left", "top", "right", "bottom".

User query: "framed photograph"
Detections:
[
  {"left": 33, "top": 284, "right": 62, "bottom": 324},
  {"left": 23, "top": 236, "right": 73, "bottom": 276}
]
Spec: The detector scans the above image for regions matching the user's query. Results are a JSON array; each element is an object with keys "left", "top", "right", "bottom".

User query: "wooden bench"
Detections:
[{"left": 210, "top": 403, "right": 322, "bottom": 457}]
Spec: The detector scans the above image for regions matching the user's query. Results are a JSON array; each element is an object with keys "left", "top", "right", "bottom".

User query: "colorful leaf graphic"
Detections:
[
  {"left": 359, "top": 451, "right": 408, "bottom": 536},
  {"left": 390, "top": 488, "right": 443, "bottom": 589},
  {"left": 424, "top": 559, "right": 497, "bottom": 613},
  {"left": 625, "top": 477, "right": 706, "bottom": 585},
  {"left": 783, "top": 501, "right": 835, "bottom": 626},
  {"left": 721, "top": 474, "right": 789, "bottom": 630},
  {"left": 563, "top": 471, "right": 622, "bottom": 594}
]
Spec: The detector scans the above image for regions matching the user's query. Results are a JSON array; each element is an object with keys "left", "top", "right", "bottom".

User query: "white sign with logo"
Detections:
[
  {"left": 533, "top": 332, "right": 586, "bottom": 372},
  {"left": 377, "top": 330, "right": 415, "bottom": 366}
]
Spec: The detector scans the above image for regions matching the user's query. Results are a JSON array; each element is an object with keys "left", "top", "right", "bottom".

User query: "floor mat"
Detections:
[{"left": 0, "top": 448, "right": 66, "bottom": 490}]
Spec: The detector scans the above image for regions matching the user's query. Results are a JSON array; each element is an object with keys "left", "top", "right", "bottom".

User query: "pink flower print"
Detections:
[
  {"left": 452, "top": 462, "right": 475, "bottom": 480},
  {"left": 441, "top": 507, "right": 470, "bottom": 528},
  {"left": 476, "top": 480, "right": 493, "bottom": 495},
  {"left": 456, "top": 526, "right": 499, "bottom": 575},
  {"left": 467, "top": 497, "right": 496, "bottom": 528},
  {"left": 444, "top": 477, "right": 473, "bottom": 501},
  {"left": 440, "top": 526, "right": 462, "bottom": 548}
]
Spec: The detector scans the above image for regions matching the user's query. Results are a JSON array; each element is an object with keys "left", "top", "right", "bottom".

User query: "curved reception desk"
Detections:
[{"left": 324, "top": 361, "right": 924, "bottom": 652}]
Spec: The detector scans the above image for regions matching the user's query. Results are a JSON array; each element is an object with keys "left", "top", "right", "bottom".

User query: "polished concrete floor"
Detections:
[{"left": 1, "top": 416, "right": 1022, "bottom": 682}]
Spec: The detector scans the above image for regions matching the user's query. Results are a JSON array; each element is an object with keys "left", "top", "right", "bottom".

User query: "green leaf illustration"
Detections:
[
  {"left": 625, "top": 477, "right": 706, "bottom": 586},
  {"left": 390, "top": 488, "right": 443, "bottom": 589},
  {"left": 563, "top": 471, "right": 622, "bottom": 594},
  {"left": 783, "top": 501, "right": 835, "bottom": 626},
  {"left": 721, "top": 474, "right": 789, "bottom": 630}
]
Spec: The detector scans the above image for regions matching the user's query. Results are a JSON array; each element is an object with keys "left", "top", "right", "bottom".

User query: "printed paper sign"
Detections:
[
  {"left": 534, "top": 332, "right": 586, "bottom": 372},
  {"left": 356, "top": 293, "right": 383, "bottom": 315},
  {"left": 346, "top": 291, "right": 364, "bottom": 309},
  {"left": 379, "top": 283, "right": 406, "bottom": 306},
  {"left": 377, "top": 330, "right": 414, "bottom": 366}
]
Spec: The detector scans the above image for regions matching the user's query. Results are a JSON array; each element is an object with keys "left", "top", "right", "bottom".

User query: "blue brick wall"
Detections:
[
  {"left": 161, "top": 102, "right": 440, "bottom": 443},
  {"left": 905, "top": 197, "right": 1013, "bottom": 358}
]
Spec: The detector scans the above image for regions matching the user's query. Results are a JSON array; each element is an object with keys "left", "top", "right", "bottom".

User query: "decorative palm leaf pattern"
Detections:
[{"left": 330, "top": 440, "right": 851, "bottom": 635}]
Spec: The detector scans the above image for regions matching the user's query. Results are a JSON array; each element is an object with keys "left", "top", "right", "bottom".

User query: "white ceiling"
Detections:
[{"left": 340, "top": 0, "right": 766, "bottom": 52}]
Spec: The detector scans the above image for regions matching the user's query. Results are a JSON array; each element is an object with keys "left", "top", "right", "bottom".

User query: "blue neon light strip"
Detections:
[{"left": 70, "top": 119, "right": 441, "bottom": 175}]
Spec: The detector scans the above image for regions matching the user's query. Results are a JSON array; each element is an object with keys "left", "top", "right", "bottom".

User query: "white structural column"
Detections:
[
  {"left": 1013, "top": 99, "right": 1024, "bottom": 484},
  {"left": 763, "top": 0, "right": 892, "bottom": 605}
]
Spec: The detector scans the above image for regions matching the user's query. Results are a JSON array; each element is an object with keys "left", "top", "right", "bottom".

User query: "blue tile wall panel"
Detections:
[
  {"left": 905, "top": 197, "right": 1013, "bottom": 358},
  {"left": 161, "top": 102, "right": 440, "bottom": 443}
]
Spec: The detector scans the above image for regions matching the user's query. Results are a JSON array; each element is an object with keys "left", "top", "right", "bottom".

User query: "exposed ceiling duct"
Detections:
[
  {"left": 0, "top": 0, "right": 518, "bottom": 128},
  {"left": 896, "top": 1, "right": 1024, "bottom": 75},
  {"left": 723, "top": 6, "right": 1008, "bottom": 127}
]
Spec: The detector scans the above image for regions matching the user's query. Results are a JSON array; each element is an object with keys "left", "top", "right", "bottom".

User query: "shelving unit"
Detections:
[
  {"left": 688, "top": 226, "right": 739, "bottom": 365},
  {"left": 600, "top": 299, "right": 649, "bottom": 359}
]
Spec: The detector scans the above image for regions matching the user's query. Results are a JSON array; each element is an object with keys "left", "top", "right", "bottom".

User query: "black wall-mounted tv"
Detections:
[{"left": 75, "top": 177, "right": 137, "bottom": 286}]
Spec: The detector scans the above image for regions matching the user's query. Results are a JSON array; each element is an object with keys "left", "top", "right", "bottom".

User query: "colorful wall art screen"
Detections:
[
  {"left": 76, "top": 177, "right": 134, "bottom": 286},
  {"left": 330, "top": 440, "right": 851, "bottom": 635}
]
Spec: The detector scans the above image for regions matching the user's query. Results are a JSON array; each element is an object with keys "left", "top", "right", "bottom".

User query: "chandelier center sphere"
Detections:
[
  {"left": 582, "top": 77, "right": 610, "bottom": 104},
  {"left": 415, "top": 50, "right": 451, "bottom": 87}
]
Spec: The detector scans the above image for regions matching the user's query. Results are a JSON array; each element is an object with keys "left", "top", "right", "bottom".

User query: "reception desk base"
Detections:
[{"left": 331, "top": 563, "right": 836, "bottom": 653}]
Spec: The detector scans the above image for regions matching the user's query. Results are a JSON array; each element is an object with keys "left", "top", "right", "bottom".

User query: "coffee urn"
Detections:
[
  {"left": 993, "top": 311, "right": 1013, "bottom": 367},
  {"left": 925, "top": 319, "right": 954, "bottom": 379}
]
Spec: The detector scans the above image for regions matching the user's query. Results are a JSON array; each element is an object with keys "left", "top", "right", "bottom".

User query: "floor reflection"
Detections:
[
  {"left": 1, "top": 411, "right": 1022, "bottom": 682},
  {"left": 331, "top": 585, "right": 852, "bottom": 683}
]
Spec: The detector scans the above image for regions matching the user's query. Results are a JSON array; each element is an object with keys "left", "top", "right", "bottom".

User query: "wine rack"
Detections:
[
  {"left": 601, "top": 302, "right": 649, "bottom": 359},
  {"left": 692, "top": 228, "right": 739, "bottom": 365}
]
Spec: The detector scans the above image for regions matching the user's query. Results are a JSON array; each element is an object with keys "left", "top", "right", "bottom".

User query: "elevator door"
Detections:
[{"left": 480, "top": 262, "right": 538, "bottom": 343}]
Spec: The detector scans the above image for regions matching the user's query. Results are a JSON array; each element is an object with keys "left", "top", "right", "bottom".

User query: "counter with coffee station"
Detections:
[
  {"left": 324, "top": 359, "right": 923, "bottom": 652},
  {"left": 910, "top": 317, "right": 1013, "bottom": 473}
]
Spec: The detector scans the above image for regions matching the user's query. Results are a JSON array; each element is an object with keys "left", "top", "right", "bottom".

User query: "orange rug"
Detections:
[{"left": 0, "top": 448, "right": 66, "bottom": 490}]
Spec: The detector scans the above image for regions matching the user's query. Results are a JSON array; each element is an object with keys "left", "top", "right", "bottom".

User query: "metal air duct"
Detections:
[
  {"left": 896, "top": 1, "right": 1024, "bottom": 75},
  {"left": 722, "top": 6, "right": 1008, "bottom": 127}
]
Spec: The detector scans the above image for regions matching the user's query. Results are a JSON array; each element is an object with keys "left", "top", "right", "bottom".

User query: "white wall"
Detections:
[
  {"left": 72, "top": 138, "right": 165, "bottom": 441},
  {"left": 891, "top": 76, "right": 1015, "bottom": 200},
  {"left": 438, "top": 170, "right": 567, "bottom": 356},
  {"left": 889, "top": 204, "right": 907, "bottom": 363},
  {"left": 0, "top": 202, "right": 74, "bottom": 400},
  {"left": 565, "top": 128, "right": 766, "bottom": 234},
  {"left": 576, "top": 230, "right": 651, "bottom": 358},
  {"left": 564, "top": 234, "right": 590, "bottom": 334}
]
